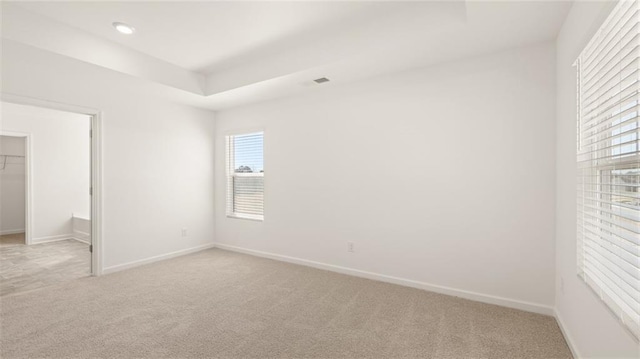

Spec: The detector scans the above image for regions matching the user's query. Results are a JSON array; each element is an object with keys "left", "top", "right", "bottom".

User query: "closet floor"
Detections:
[
  {"left": 0, "top": 237, "right": 90, "bottom": 297},
  {"left": 0, "top": 233, "right": 25, "bottom": 248}
]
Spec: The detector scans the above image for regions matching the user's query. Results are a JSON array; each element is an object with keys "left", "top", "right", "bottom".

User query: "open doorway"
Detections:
[
  {"left": 0, "top": 135, "right": 26, "bottom": 247},
  {"left": 0, "top": 102, "right": 93, "bottom": 296}
]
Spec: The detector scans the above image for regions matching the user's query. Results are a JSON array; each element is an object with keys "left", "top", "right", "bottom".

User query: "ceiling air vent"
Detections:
[{"left": 313, "top": 77, "right": 330, "bottom": 84}]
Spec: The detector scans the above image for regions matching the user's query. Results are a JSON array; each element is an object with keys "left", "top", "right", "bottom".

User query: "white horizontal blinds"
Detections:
[
  {"left": 577, "top": 0, "right": 640, "bottom": 340},
  {"left": 226, "top": 132, "right": 264, "bottom": 220}
]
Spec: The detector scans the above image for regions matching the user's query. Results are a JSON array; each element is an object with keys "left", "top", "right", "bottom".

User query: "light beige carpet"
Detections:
[
  {"left": 0, "top": 249, "right": 572, "bottom": 358},
  {"left": 1, "top": 239, "right": 90, "bottom": 297}
]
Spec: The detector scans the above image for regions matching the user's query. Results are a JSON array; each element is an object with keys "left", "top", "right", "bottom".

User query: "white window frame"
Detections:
[{"left": 225, "top": 131, "right": 264, "bottom": 221}]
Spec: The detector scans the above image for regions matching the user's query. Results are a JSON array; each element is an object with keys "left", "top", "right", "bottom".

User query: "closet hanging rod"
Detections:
[{"left": 0, "top": 154, "right": 25, "bottom": 170}]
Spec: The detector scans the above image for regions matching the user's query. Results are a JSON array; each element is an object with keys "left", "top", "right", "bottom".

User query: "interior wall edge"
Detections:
[
  {"left": 31, "top": 234, "right": 75, "bottom": 244},
  {"left": 70, "top": 237, "right": 90, "bottom": 245},
  {"left": 0, "top": 229, "right": 26, "bottom": 235},
  {"left": 102, "top": 243, "right": 216, "bottom": 275},
  {"left": 213, "top": 242, "right": 555, "bottom": 316},
  {"left": 555, "top": 309, "right": 582, "bottom": 359}
]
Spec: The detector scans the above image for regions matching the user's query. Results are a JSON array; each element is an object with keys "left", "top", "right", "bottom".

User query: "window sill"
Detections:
[{"left": 227, "top": 214, "right": 264, "bottom": 222}]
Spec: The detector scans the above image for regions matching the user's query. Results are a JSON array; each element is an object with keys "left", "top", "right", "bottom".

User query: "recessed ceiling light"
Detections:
[{"left": 112, "top": 22, "right": 135, "bottom": 35}]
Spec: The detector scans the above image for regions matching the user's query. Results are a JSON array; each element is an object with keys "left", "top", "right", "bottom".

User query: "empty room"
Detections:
[{"left": 0, "top": 1, "right": 637, "bottom": 358}]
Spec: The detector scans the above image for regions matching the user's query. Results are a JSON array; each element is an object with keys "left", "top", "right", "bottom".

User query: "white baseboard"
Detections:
[
  {"left": 213, "top": 243, "right": 555, "bottom": 316},
  {"left": 72, "top": 230, "right": 90, "bottom": 244},
  {"left": 0, "top": 229, "right": 25, "bottom": 235},
  {"left": 71, "top": 236, "right": 90, "bottom": 244},
  {"left": 555, "top": 310, "right": 581, "bottom": 359},
  {"left": 31, "top": 233, "right": 74, "bottom": 244},
  {"left": 103, "top": 243, "right": 216, "bottom": 275}
]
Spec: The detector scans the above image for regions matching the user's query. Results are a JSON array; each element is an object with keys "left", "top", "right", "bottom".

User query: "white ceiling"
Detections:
[
  {"left": 13, "top": 1, "right": 390, "bottom": 74},
  {"left": 11, "top": 1, "right": 470, "bottom": 74},
  {"left": 2, "top": 1, "right": 573, "bottom": 110}
]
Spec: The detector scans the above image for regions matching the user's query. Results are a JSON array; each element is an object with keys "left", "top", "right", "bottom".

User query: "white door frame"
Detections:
[
  {"left": 0, "top": 130, "right": 32, "bottom": 245},
  {"left": 1, "top": 93, "right": 104, "bottom": 276}
]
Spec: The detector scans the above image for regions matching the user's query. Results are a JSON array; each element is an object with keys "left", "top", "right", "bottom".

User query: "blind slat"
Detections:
[
  {"left": 582, "top": 1, "right": 638, "bottom": 73},
  {"left": 576, "top": 0, "right": 640, "bottom": 340},
  {"left": 226, "top": 132, "right": 264, "bottom": 219}
]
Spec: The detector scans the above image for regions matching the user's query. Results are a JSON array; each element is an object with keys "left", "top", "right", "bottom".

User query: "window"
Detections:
[
  {"left": 226, "top": 132, "right": 264, "bottom": 221},
  {"left": 576, "top": 0, "right": 639, "bottom": 339}
]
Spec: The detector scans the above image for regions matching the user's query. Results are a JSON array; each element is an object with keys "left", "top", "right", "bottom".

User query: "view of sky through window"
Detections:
[{"left": 234, "top": 132, "right": 263, "bottom": 173}]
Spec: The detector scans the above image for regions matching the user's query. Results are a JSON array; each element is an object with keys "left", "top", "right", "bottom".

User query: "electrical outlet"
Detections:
[
  {"left": 347, "top": 242, "right": 354, "bottom": 253},
  {"left": 181, "top": 228, "right": 188, "bottom": 237}
]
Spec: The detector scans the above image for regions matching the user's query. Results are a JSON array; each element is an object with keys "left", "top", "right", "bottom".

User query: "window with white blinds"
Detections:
[
  {"left": 576, "top": 0, "right": 640, "bottom": 340},
  {"left": 226, "top": 132, "right": 264, "bottom": 220}
]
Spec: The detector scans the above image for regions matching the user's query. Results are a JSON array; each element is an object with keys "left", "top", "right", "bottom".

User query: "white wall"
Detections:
[
  {"left": 1, "top": 39, "right": 216, "bottom": 270},
  {"left": 215, "top": 42, "right": 557, "bottom": 312},
  {"left": 0, "top": 135, "right": 25, "bottom": 234},
  {"left": 1, "top": 103, "right": 90, "bottom": 242},
  {"left": 555, "top": 1, "right": 640, "bottom": 358}
]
